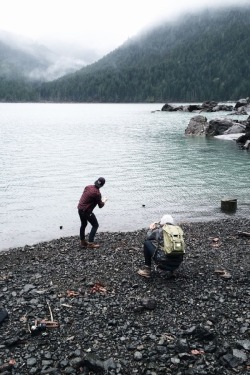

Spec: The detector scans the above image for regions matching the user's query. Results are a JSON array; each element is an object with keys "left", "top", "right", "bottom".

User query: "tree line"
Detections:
[{"left": 1, "top": 6, "right": 250, "bottom": 103}]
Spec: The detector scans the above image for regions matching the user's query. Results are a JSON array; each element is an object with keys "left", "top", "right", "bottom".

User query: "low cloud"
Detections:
[{"left": 28, "top": 56, "right": 85, "bottom": 81}]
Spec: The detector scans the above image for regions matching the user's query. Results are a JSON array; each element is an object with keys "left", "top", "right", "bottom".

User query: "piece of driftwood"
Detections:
[
  {"left": 221, "top": 198, "right": 237, "bottom": 213},
  {"left": 238, "top": 231, "right": 250, "bottom": 238},
  {"left": 47, "top": 301, "right": 54, "bottom": 322}
]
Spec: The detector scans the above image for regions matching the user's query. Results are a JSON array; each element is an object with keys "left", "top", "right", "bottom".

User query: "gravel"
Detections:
[{"left": 0, "top": 218, "right": 249, "bottom": 374}]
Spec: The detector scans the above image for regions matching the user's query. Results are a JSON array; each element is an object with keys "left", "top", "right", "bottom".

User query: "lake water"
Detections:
[{"left": 0, "top": 103, "right": 249, "bottom": 251}]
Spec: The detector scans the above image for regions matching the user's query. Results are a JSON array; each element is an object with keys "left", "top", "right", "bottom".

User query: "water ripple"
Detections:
[{"left": 0, "top": 103, "right": 249, "bottom": 250}]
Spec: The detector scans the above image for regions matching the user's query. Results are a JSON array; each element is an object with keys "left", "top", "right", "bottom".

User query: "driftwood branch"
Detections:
[
  {"left": 47, "top": 301, "right": 54, "bottom": 322},
  {"left": 237, "top": 231, "right": 250, "bottom": 238}
]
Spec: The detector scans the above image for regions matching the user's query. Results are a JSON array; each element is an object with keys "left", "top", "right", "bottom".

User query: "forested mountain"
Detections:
[
  {"left": 1, "top": 6, "right": 250, "bottom": 102},
  {"left": 0, "top": 30, "right": 93, "bottom": 81},
  {"left": 0, "top": 31, "right": 87, "bottom": 101},
  {"left": 0, "top": 34, "right": 55, "bottom": 101}
]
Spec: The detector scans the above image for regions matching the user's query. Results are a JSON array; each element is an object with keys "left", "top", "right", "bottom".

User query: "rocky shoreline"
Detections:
[
  {"left": 0, "top": 218, "right": 249, "bottom": 374},
  {"left": 160, "top": 97, "right": 250, "bottom": 149}
]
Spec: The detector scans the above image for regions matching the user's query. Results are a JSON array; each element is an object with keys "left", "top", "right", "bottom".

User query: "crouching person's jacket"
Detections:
[{"left": 146, "top": 226, "right": 183, "bottom": 271}]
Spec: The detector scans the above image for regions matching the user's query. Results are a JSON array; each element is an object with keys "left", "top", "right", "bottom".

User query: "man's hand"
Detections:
[
  {"left": 102, "top": 197, "right": 108, "bottom": 203},
  {"left": 149, "top": 222, "right": 157, "bottom": 230}
]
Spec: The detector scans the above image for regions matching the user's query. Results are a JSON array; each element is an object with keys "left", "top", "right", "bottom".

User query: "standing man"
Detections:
[{"left": 78, "top": 177, "right": 107, "bottom": 248}]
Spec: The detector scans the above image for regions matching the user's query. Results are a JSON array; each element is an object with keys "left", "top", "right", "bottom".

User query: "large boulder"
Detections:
[
  {"left": 234, "top": 98, "right": 249, "bottom": 110},
  {"left": 184, "top": 104, "right": 202, "bottom": 112},
  {"left": 236, "top": 132, "right": 250, "bottom": 149},
  {"left": 236, "top": 132, "right": 250, "bottom": 144},
  {"left": 199, "top": 101, "right": 233, "bottom": 112},
  {"left": 212, "top": 104, "right": 234, "bottom": 111},
  {"left": 201, "top": 101, "right": 218, "bottom": 111},
  {"left": 223, "top": 123, "right": 245, "bottom": 134},
  {"left": 162, "top": 100, "right": 239, "bottom": 113},
  {"left": 185, "top": 115, "right": 208, "bottom": 135},
  {"left": 236, "top": 106, "right": 248, "bottom": 115},
  {"left": 246, "top": 116, "right": 250, "bottom": 132},
  {"left": 161, "top": 103, "right": 184, "bottom": 111},
  {"left": 206, "top": 118, "right": 240, "bottom": 136},
  {"left": 161, "top": 103, "right": 175, "bottom": 111}
]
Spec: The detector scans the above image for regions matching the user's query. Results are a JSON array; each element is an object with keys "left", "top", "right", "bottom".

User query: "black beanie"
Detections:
[{"left": 94, "top": 177, "right": 105, "bottom": 187}]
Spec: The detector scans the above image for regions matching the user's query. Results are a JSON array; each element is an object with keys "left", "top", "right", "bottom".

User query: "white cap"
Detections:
[{"left": 160, "top": 214, "right": 174, "bottom": 225}]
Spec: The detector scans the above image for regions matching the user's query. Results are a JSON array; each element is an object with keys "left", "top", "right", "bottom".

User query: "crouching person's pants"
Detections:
[
  {"left": 143, "top": 240, "right": 156, "bottom": 267},
  {"left": 143, "top": 240, "right": 183, "bottom": 271}
]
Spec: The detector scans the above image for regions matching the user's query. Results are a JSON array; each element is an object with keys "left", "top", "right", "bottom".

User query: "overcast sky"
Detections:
[{"left": 0, "top": 0, "right": 249, "bottom": 56}]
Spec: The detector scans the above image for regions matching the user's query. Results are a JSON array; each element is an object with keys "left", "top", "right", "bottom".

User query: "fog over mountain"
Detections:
[
  {"left": 0, "top": 30, "right": 102, "bottom": 81},
  {"left": 0, "top": 1, "right": 249, "bottom": 82}
]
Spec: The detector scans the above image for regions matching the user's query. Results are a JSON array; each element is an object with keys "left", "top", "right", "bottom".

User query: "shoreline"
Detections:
[
  {"left": 1, "top": 214, "right": 249, "bottom": 255},
  {"left": 0, "top": 217, "right": 249, "bottom": 374}
]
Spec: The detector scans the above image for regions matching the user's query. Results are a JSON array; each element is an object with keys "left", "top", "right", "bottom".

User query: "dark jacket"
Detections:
[{"left": 147, "top": 226, "right": 183, "bottom": 270}]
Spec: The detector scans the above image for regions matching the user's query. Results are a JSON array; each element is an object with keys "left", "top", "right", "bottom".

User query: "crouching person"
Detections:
[{"left": 138, "top": 214, "right": 185, "bottom": 278}]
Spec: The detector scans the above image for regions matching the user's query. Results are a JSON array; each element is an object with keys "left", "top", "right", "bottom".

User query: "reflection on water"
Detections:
[{"left": 0, "top": 103, "right": 249, "bottom": 251}]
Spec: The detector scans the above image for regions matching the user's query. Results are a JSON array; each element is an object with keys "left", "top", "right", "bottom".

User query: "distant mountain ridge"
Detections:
[
  {"left": 1, "top": 5, "right": 250, "bottom": 102},
  {"left": 0, "top": 39, "right": 51, "bottom": 81},
  {"left": 0, "top": 30, "right": 90, "bottom": 82},
  {"left": 39, "top": 6, "right": 250, "bottom": 102}
]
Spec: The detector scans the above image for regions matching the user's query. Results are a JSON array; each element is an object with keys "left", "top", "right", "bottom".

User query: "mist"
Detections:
[
  {"left": 1, "top": 0, "right": 249, "bottom": 62},
  {"left": 0, "top": 1, "right": 249, "bottom": 82},
  {"left": 0, "top": 30, "right": 102, "bottom": 81}
]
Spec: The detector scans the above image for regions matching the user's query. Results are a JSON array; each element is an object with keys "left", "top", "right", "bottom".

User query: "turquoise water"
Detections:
[{"left": 0, "top": 103, "right": 249, "bottom": 251}]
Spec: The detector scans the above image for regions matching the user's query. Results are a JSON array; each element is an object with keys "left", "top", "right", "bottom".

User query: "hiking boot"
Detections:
[
  {"left": 80, "top": 240, "right": 89, "bottom": 248},
  {"left": 87, "top": 242, "right": 100, "bottom": 249},
  {"left": 137, "top": 266, "right": 151, "bottom": 278}
]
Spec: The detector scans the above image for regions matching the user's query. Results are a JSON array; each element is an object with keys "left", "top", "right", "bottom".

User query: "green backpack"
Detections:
[{"left": 162, "top": 224, "right": 185, "bottom": 255}]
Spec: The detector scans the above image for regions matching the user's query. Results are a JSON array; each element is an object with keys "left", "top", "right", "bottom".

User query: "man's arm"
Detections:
[
  {"left": 146, "top": 228, "right": 160, "bottom": 241},
  {"left": 97, "top": 194, "right": 107, "bottom": 208}
]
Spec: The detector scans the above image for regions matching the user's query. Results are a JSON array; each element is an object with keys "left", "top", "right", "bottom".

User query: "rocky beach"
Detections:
[{"left": 0, "top": 218, "right": 249, "bottom": 374}]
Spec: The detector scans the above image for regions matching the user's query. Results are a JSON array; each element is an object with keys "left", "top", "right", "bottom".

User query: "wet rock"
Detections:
[
  {"left": 234, "top": 98, "right": 249, "bottom": 110},
  {"left": 134, "top": 351, "right": 143, "bottom": 360},
  {"left": 140, "top": 298, "right": 157, "bottom": 310},
  {"left": 4, "top": 336, "right": 23, "bottom": 348},
  {"left": 22, "top": 284, "right": 36, "bottom": 293},
  {"left": 27, "top": 357, "right": 37, "bottom": 367},
  {"left": 185, "top": 115, "right": 208, "bottom": 135},
  {"left": 161, "top": 103, "right": 176, "bottom": 111},
  {"left": 232, "top": 349, "right": 247, "bottom": 363},
  {"left": 206, "top": 118, "right": 240, "bottom": 136},
  {"left": 204, "top": 342, "right": 217, "bottom": 353},
  {"left": 103, "top": 357, "right": 117, "bottom": 371},
  {"left": 221, "top": 353, "right": 243, "bottom": 368},
  {"left": 79, "top": 354, "right": 118, "bottom": 372},
  {"left": 175, "top": 338, "right": 189, "bottom": 353},
  {"left": 236, "top": 339, "right": 250, "bottom": 351}
]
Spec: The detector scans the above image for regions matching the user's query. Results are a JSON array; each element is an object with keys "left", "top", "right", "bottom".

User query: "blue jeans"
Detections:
[
  {"left": 78, "top": 210, "right": 99, "bottom": 242},
  {"left": 144, "top": 240, "right": 157, "bottom": 267}
]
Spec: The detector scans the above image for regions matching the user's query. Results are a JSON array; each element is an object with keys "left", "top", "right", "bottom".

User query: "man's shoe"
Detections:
[
  {"left": 80, "top": 240, "right": 89, "bottom": 248},
  {"left": 137, "top": 266, "right": 151, "bottom": 278},
  {"left": 87, "top": 242, "right": 100, "bottom": 249}
]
